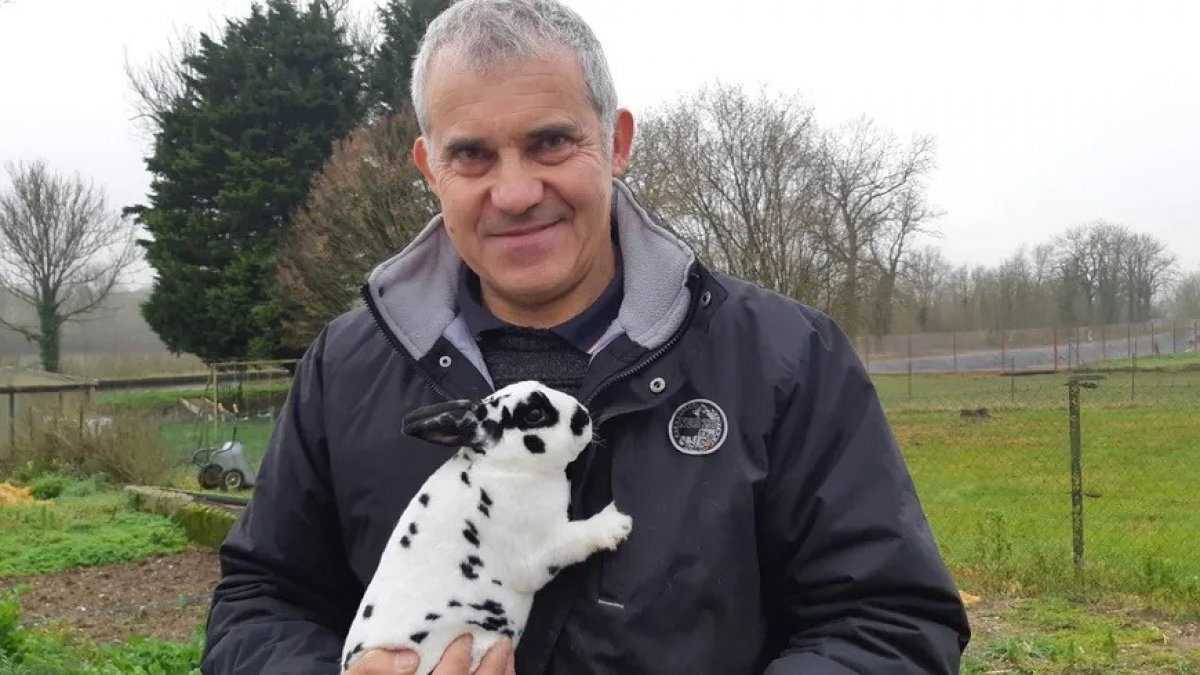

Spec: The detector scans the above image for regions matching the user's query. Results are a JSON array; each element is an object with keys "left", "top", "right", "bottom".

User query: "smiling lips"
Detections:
[{"left": 493, "top": 219, "right": 562, "bottom": 238}]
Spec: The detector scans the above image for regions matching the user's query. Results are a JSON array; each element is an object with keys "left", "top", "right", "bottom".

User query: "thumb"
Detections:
[
  {"left": 350, "top": 649, "right": 420, "bottom": 674},
  {"left": 389, "top": 650, "right": 420, "bottom": 675},
  {"left": 391, "top": 648, "right": 420, "bottom": 667}
]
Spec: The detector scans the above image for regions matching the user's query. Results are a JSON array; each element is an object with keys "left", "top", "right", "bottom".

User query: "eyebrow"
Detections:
[
  {"left": 442, "top": 136, "right": 486, "bottom": 158},
  {"left": 526, "top": 122, "right": 583, "bottom": 143},
  {"left": 440, "top": 122, "right": 584, "bottom": 157}
]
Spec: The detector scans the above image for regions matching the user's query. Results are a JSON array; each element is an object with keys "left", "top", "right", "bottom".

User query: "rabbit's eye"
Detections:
[{"left": 525, "top": 408, "right": 546, "bottom": 425}]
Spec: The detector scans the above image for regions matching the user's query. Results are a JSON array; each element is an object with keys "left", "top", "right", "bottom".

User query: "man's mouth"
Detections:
[{"left": 494, "top": 219, "right": 563, "bottom": 237}]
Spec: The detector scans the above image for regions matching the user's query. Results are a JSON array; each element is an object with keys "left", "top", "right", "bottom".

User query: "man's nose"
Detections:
[{"left": 490, "top": 154, "right": 543, "bottom": 215}]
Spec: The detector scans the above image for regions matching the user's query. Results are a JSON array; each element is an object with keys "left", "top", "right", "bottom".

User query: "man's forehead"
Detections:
[{"left": 422, "top": 50, "right": 594, "bottom": 139}]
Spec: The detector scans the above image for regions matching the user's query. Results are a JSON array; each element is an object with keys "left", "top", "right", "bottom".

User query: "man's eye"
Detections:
[
  {"left": 454, "top": 147, "right": 485, "bottom": 161},
  {"left": 542, "top": 134, "right": 566, "bottom": 147}
]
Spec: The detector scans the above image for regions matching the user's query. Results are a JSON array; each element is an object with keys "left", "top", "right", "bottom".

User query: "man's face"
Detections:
[{"left": 413, "top": 47, "right": 634, "bottom": 325}]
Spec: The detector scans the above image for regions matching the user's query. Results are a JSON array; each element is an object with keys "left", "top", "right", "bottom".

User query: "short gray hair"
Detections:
[{"left": 410, "top": 0, "right": 619, "bottom": 148}]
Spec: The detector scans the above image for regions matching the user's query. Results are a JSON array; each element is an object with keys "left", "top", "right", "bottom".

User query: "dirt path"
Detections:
[{"left": 4, "top": 549, "right": 220, "bottom": 644}]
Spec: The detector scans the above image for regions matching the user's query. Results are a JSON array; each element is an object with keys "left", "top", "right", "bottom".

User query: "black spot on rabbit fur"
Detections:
[{"left": 524, "top": 435, "right": 546, "bottom": 454}]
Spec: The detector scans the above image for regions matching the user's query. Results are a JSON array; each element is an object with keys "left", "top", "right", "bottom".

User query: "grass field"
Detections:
[
  {"left": 961, "top": 596, "right": 1199, "bottom": 673},
  {"left": 0, "top": 490, "right": 190, "bottom": 578},
  {"left": 891, "top": 406, "right": 1199, "bottom": 616}
]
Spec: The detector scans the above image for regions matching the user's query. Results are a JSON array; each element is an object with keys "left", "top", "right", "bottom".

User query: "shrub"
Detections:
[
  {"left": 8, "top": 411, "right": 178, "bottom": 487},
  {"left": 27, "top": 475, "right": 71, "bottom": 500}
]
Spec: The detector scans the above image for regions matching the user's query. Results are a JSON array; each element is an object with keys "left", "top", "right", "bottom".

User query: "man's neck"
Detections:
[{"left": 481, "top": 243, "right": 617, "bottom": 329}]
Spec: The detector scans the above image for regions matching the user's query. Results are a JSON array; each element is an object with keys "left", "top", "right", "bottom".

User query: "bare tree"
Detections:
[
  {"left": 623, "top": 82, "right": 833, "bottom": 305},
  {"left": 1050, "top": 220, "right": 1177, "bottom": 325},
  {"left": 1120, "top": 232, "right": 1176, "bottom": 323},
  {"left": 122, "top": 26, "right": 201, "bottom": 141},
  {"left": 899, "top": 245, "right": 951, "bottom": 332},
  {"left": 274, "top": 110, "right": 439, "bottom": 352},
  {"left": 1168, "top": 270, "right": 1200, "bottom": 324},
  {"left": 815, "top": 116, "right": 937, "bottom": 337},
  {"left": 0, "top": 160, "right": 140, "bottom": 372},
  {"left": 865, "top": 185, "right": 941, "bottom": 336}
]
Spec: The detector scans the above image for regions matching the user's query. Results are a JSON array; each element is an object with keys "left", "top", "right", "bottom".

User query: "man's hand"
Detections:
[{"left": 347, "top": 635, "right": 515, "bottom": 675}]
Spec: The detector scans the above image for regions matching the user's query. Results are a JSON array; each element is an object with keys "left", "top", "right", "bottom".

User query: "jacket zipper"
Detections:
[
  {"left": 584, "top": 267, "right": 702, "bottom": 425},
  {"left": 360, "top": 284, "right": 454, "bottom": 403}
]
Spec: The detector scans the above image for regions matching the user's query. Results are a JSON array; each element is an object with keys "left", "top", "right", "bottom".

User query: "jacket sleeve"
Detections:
[
  {"left": 201, "top": 327, "right": 363, "bottom": 674},
  {"left": 759, "top": 311, "right": 971, "bottom": 674}
]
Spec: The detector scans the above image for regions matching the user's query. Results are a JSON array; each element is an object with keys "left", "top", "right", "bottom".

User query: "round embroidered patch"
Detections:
[{"left": 668, "top": 398, "right": 728, "bottom": 455}]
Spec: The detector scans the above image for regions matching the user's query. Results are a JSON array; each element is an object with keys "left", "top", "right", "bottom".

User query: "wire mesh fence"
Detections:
[
  {"left": 858, "top": 317, "right": 1200, "bottom": 375},
  {"left": 878, "top": 360, "right": 1200, "bottom": 615}
]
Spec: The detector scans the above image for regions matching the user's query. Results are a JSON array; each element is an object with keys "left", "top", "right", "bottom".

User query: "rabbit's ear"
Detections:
[{"left": 402, "top": 399, "right": 479, "bottom": 448}]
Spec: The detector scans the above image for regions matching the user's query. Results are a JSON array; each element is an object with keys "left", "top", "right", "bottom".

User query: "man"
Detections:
[{"left": 201, "top": 0, "right": 972, "bottom": 673}]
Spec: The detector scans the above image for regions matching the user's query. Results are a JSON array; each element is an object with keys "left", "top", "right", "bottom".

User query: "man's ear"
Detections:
[
  {"left": 402, "top": 399, "right": 478, "bottom": 448},
  {"left": 609, "top": 108, "right": 635, "bottom": 177},
  {"left": 413, "top": 135, "right": 439, "bottom": 192}
]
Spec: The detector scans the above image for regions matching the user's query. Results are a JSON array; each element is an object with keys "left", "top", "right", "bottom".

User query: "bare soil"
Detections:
[{"left": 4, "top": 548, "right": 220, "bottom": 644}]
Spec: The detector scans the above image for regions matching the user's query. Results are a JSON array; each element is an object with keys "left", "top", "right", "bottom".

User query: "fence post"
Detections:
[
  {"left": 1131, "top": 343, "right": 1137, "bottom": 402},
  {"left": 906, "top": 334, "right": 913, "bottom": 401},
  {"left": 7, "top": 391, "right": 14, "bottom": 451},
  {"left": 1067, "top": 375, "right": 1102, "bottom": 577},
  {"left": 1173, "top": 320, "right": 1177, "bottom": 355},
  {"left": 1053, "top": 327, "right": 1059, "bottom": 372},
  {"left": 1010, "top": 357, "right": 1016, "bottom": 402},
  {"left": 952, "top": 332, "right": 958, "bottom": 373}
]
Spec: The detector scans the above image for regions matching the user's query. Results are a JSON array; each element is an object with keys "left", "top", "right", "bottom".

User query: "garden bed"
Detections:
[{"left": 5, "top": 549, "right": 218, "bottom": 644}]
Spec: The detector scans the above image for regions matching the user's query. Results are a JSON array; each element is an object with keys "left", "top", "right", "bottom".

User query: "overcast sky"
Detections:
[{"left": 2, "top": 0, "right": 1198, "bottom": 287}]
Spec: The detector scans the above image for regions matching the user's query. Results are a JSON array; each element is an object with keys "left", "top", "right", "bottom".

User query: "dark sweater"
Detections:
[
  {"left": 456, "top": 257, "right": 623, "bottom": 396},
  {"left": 479, "top": 327, "right": 592, "bottom": 394}
]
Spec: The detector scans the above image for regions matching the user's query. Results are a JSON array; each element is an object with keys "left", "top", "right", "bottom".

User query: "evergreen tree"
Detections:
[{"left": 127, "top": 0, "right": 366, "bottom": 363}]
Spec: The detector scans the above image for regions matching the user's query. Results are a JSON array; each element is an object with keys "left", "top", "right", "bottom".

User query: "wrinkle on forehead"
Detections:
[{"left": 423, "top": 50, "right": 595, "bottom": 143}]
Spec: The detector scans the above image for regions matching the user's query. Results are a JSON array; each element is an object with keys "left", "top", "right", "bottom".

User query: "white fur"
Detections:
[{"left": 340, "top": 380, "right": 632, "bottom": 674}]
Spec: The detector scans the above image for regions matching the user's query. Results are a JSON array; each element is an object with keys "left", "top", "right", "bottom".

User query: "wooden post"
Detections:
[
  {"left": 1068, "top": 378, "right": 1086, "bottom": 574},
  {"left": 1053, "top": 327, "right": 1059, "bottom": 372},
  {"left": 907, "top": 334, "right": 913, "bottom": 400},
  {"left": 952, "top": 333, "right": 958, "bottom": 373},
  {"left": 6, "top": 391, "right": 14, "bottom": 455}
]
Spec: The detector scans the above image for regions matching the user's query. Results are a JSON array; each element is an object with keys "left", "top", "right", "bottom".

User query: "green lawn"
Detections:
[
  {"left": 890, "top": 405, "right": 1200, "bottom": 617},
  {"left": 0, "top": 491, "right": 190, "bottom": 578},
  {"left": 961, "top": 596, "right": 1200, "bottom": 674}
]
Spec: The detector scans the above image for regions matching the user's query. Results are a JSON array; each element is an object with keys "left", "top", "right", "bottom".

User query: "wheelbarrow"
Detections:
[{"left": 192, "top": 435, "right": 257, "bottom": 491}]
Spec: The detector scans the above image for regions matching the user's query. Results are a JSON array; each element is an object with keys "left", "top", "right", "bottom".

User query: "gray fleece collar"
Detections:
[{"left": 364, "top": 179, "right": 696, "bottom": 362}]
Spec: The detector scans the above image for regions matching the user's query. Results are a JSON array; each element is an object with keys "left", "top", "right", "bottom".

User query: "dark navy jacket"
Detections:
[{"left": 201, "top": 180, "right": 971, "bottom": 674}]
